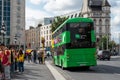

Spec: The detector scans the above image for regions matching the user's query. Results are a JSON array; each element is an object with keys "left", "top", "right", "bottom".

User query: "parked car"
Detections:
[{"left": 97, "top": 50, "right": 111, "bottom": 60}]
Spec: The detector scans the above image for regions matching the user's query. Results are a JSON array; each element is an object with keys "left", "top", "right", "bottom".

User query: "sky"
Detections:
[{"left": 26, "top": 0, "right": 120, "bottom": 43}]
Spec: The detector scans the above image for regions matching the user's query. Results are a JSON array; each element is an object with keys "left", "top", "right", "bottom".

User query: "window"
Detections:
[
  {"left": 16, "top": 25, "right": 21, "bottom": 30},
  {"left": 17, "top": 19, "right": 20, "bottom": 24},
  {"left": 93, "top": 12, "right": 101, "bottom": 17},
  {"left": 17, "top": 6, "right": 21, "bottom": 11},
  {"left": 75, "top": 14, "right": 77, "bottom": 17},
  {"left": 17, "top": 0, "right": 21, "bottom": 4},
  {"left": 66, "top": 22, "right": 94, "bottom": 48},
  {"left": 17, "top": 12, "right": 21, "bottom": 18},
  {"left": 105, "top": 19, "right": 109, "bottom": 25},
  {"left": 71, "top": 15, "right": 73, "bottom": 18}
]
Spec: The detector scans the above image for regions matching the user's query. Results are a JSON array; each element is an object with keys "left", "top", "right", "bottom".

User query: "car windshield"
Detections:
[{"left": 103, "top": 51, "right": 110, "bottom": 54}]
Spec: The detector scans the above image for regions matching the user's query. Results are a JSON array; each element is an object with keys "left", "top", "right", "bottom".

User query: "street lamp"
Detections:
[
  {"left": 14, "top": 36, "right": 17, "bottom": 49},
  {"left": 0, "top": 22, "right": 6, "bottom": 45}
]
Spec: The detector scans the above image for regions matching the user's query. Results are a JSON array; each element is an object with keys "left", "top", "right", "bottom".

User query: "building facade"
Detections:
[
  {"left": 0, "top": 0, "right": 11, "bottom": 45},
  {"left": 0, "top": 0, "right": 25, "bottom": 48},
  {"left": 81, "top": 0, "right": 111, "bottom": 39},
  {"left": 60, "top": 0, "right": 111, "bottom": 40},
  {"left": 60, "top": 10, "right": 81, "bottom": 19},
  {"left": 25, "top": 24, "right": 52, "bottom": 50},
  {"left": 40, "top": 24, "right": 52, "bottom": 50},
  {"left": 25, "top": 26, "right": 37, "bottom": 49}
]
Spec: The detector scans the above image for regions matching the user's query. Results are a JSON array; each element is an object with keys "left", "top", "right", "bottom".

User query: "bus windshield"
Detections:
[{"left": 66, "top": 22, "right": 95, "bottom": 48}]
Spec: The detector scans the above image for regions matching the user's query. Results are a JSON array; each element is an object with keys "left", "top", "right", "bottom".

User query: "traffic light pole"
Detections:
[{"left": 41, "top": 37, "right": 45, "bottom": 64}]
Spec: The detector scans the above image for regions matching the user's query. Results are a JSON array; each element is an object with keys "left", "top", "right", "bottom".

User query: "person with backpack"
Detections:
[
  {"left": 10, "top": 48, "right": 15, "bottom": 77},
  {"left": 18, "top": 49, "right": 24, "bottom": 73}
]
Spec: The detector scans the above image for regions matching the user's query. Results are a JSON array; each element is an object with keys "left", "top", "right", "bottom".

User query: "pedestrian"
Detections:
[
  {"left": 37, "top": 51, "right": 42, "bottom": 64},
  {"left": 27, "top": 52, "right": 32, "bottom": 63},
  {"left": 10, "top": 48, "right": 15, "bottom": 77},
  {"left": 0, "top": 46, "right": 4, "bottom": 79},
  {"left": 1, "top": 46, "right": 11, "bottom": 80},
  {"left": 14, "top": 50, "right": 18, "bottom": 72},
  {"left": 18, "top": 49, "right": 25, "bottom": 73},
  {"left": 33, "top": 50, "right": 37, "bottom": 63}
]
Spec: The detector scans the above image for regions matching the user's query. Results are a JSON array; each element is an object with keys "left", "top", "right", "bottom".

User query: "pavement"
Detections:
[
  {"left": 111, "top": 55, "right": 120, "bottom": 58},
  {"left": 11, "top": 56, "right": 120, "bottom": 80},
  {"left": 12, "top": 58, "right": 66, "bottom": 80}
]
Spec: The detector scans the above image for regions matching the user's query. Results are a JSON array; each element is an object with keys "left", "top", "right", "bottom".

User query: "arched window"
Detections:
[
  {"left": 93, "top": 19, "right": 96, "bottom": 31},
  {"left": 75, "top": 14, "right": 77, "bottom": 17},
  {"left": 105, "top": 19, "right": 109, "bottom": 26},
  {"left": 71, "top": 15, "right": 73, "bottom": 18},
  {"left": 99, "top": 19, "right": 102, "bottom": 25},
  {"left": 99, "top": 19, "right": 102, "bottom": 34}
]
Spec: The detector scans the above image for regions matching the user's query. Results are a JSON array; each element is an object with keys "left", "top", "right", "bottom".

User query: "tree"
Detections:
[
  {"left": 98, "top": 35, "right": 109, "bottom": 50},
  {"left": 37, "top": 24, "right": 42, "bottom": 27},
  {"left": 109, "top": 40, "right": 116, "bottom": 51},
  {"left": 98, "top": 35, "right": 116, "bottom": 50},
  {"left": 50, "top": 16, "right": 68, "bottom": 32}
]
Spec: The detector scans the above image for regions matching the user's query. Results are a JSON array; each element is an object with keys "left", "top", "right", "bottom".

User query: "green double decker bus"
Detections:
[{"left": 52, "top": 17, "right": 97, "bottom": 69}]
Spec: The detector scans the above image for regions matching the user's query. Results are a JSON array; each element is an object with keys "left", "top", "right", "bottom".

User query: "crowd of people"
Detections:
[
  {"left": 0, "top": 43, "right": 25, "bottom": 80},
  {"left": 0, "top": 43, "right": 52, "bottom": 80},
  {"left": 26, "top": 50, "right": 52, "bottom": 64}
]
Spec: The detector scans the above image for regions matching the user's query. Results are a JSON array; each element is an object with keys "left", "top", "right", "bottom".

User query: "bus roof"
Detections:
[{"left": 52, "top": 17, "right": 93, "bottom": 34}]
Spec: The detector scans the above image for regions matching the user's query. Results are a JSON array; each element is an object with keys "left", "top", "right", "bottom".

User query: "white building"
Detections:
[{"left": 40, "top": 24, "right": 52, "bottom": 49}]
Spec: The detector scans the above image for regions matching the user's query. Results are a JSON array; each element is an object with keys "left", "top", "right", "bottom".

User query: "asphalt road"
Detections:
[{"left": 53, "top": 57, "right": 120, "bottom": 80}]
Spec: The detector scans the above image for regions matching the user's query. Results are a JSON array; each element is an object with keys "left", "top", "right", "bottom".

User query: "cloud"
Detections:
[
  {"left": 108, "top": 0, "right": 120, "bottom": 43},
  {"left": 25, "top": 7, "right": 51, "bottom": 29},
  {"left": 44, "top": 0, "right": 82, "bottom": 15},
  {"left": 26, "top": 0, "right": 83, "bottom": 29},
  {"left": 29, "top": 0, "right": 42, "bottom": 5},
  {"left": 26, "top": 0, "right": 120, "bottom": 44}
]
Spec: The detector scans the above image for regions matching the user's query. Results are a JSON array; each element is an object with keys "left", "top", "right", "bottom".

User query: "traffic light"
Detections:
[{"left": 41, "top": 37, "right": 45, "bottom": 44}]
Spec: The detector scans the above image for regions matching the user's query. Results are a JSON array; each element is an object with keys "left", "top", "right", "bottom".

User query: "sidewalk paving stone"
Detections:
[{"left": 12, "top": 61, "right": 55, "bottom": 80}]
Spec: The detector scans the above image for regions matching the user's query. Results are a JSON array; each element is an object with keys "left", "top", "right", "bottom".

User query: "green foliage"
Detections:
[
  {"left": 50, "top": 16, "right": 68, "bottom": 32},
  {"left": 98, "top": 35, "right": 108, "bottom": 50},
  {"left": 98, "top": 35, "right": 116, "bottom": 50},
  {"left": 109, "top": 40, "right": 116, "bottom": 50}
]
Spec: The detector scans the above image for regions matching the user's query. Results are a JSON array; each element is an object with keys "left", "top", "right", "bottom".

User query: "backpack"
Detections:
[{"left": 18, "top": 54, "right": 24, "bottom": 62}]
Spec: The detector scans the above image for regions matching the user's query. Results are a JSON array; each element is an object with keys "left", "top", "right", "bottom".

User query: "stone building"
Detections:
[{"left": 81, "top": 0, "right": 111, "bottom": 39}]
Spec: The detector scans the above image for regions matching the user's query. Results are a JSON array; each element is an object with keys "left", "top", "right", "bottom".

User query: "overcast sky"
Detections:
[{"left": 26, "top": 0, "right": 120, "bottom": 43}]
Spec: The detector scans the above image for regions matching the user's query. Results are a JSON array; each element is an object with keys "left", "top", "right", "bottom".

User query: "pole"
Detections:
[
  {"left": 41, "top": 37, "right": 45, "bottom": 64},
  {"left": 107, "top": 34, "right": 109, "bottom": 50},
  {"left": 2, "top": 33, "right": 4, "bottom": 44},
  {"left": 118, "top": 33, "right": 120, "bottom": 55}
]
